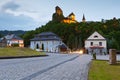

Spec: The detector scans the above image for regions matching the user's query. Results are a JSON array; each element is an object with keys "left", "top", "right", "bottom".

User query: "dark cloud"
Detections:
[
  {"left": 0, "top": 12, "right": 38, "bottom": 30},
  {"left": 0, "top": 1, "right": 39, "bottom": 30},
  {"left": 2, "top": 1, "right": 20, "bottom": 11}
]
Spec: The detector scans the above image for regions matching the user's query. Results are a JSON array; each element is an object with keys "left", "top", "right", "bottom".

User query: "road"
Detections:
[{"left": 0, "top": 53, "right": 92, "bottom": 80}]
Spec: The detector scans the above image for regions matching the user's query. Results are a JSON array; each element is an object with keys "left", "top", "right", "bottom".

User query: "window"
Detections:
[
  {"left": 94, "top": 35, "right": 98, "bottom": 38},
  {"left": 91, "top": 42, "right": 93, "bottom": 46},
  {"left": 99, "top": 42, "right": 102, "bottom": 46}
]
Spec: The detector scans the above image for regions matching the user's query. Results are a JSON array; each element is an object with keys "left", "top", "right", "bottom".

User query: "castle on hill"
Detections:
[{"left": 52, "top": 6, "right": 86, "bottom": 23}]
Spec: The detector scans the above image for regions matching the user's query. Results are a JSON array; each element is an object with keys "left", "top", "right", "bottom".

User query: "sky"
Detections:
[{"left": 0, "top": 0, "right": 120, "bottom": 30}]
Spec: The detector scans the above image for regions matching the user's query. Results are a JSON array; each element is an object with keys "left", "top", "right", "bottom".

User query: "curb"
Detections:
[{"left": 0, "top": 55, "right": 48, "bottom": 59}]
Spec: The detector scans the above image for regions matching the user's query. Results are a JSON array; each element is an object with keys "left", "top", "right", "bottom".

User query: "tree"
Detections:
[
  {"left": 0, "top": 33, "right": 3, "bottom": 38},
  {"left": 22, "top": 18, "right": 120, "bottom": 50}
]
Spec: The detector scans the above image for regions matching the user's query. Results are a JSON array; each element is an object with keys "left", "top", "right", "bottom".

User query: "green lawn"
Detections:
[
  {"left": 88, "top": 60, "right": 120, "bottom": 80},
  {"left": 0, "top": 47, "right": 46, "bottom": 57}
]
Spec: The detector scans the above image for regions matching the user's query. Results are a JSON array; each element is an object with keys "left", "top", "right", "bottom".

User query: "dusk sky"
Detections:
[{"left": 0, "top": 0, "right": 120, "bottom": 30}]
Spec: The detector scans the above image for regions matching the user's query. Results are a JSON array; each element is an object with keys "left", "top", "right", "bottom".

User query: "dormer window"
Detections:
[{"left": 94, "top": 35, "right": 98, "bottom": 38}]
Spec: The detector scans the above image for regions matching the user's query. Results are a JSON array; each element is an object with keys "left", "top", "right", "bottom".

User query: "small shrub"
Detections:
[
  {"left": 11, "top": 44, "right": 19, "bottom": 47},
  {"left": 92, "top": 53, "right": 96, "bottom": 60}
]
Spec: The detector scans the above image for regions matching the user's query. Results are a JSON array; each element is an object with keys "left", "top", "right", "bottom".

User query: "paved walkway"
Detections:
[
  {"left": 24, "top": 54, "right": 91, "bottom": 80},
  {"left": 96, "top": 54, "right": 120, "bottom": 61},
  {"left": 0, "top": 53, "right": 92, "bottom": 80}
]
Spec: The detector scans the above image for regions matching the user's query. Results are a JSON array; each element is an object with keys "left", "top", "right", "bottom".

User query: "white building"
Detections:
[
  {"left": 0, "top": 34, "right": 24, "bottom": 47},
  {"left": 30, "top": 32, "right": 68, "bottom": 52},
  {"left": 85, "top": 31, "right": 107, "bottom": 55}
]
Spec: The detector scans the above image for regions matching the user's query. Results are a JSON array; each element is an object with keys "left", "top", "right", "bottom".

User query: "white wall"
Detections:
[
  {"left": 87, "top": 31, "right": 105, "bottom": 40},
  {"left": 85, "top": 31, "right": 107, "bottom": 54},
  {"left": 85, "top": 40, "right": 107, "bottom": 54},
  {"left": 85, "top": 40, "right": 106, "bottom": 48},
  {"left": 30, "top": 40, "right": 62, "bottom": 52},
  {"left": 7, "top": 40, "right": 24, "bottom": 47}
]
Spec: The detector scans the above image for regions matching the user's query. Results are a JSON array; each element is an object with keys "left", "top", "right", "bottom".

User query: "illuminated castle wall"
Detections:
[{"left": 52, "top": 6, "right": 86, "bottom": 23}]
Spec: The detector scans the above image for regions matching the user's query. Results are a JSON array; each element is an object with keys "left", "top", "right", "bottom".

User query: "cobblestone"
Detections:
[
  {"left": 0, "top": 53, "right": 92, "bottom": 80},
  {"left": 31, "top": 54, "right": 92, "bottom": 80}
]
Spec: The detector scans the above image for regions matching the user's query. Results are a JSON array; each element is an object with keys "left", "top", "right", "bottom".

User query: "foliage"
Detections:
[
  {"left": 89, "top": 60, "right": 120, "bottom": 80},
  {"left": 0, "top": 30, "right": 26, "bottom": 36},
  {"left": 0, "top": 33, "right": 3, "bottom": 38},
  {"left": 11, "top": 44, "right": 19, "bottom": 47},
  {"left": 22, "top": 30, "right": 35, "bottom": 47},
  {"left": 52, "top": 13, "right": 64, "bottom": 23},
  {"left": 22, "top": 18, "right": 120, "bottom": 50},
  {"left": 92, "top": 53, "right": 96, "bottom": 60}
]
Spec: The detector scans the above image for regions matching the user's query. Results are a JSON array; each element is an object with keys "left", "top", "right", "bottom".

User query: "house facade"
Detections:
[
  {"left": 0, "top": 38, "right": 7, "bottom": 47},
  {"left": 30, "top": 32, "right": 68, "bottom": 52},
  {"left": 85, "top": 31, "right": 107, "bottom": 55},
  {"left": 1, "top": 34, "right": 24, "bottom": 47}
]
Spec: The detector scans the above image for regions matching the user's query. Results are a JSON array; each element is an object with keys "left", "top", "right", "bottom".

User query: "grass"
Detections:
[
  {"left": 0, "top": 47, "right": 46, "bottom": 57},
  {"left": 88, "top": 60, "right": 120, "bottom": 80}
]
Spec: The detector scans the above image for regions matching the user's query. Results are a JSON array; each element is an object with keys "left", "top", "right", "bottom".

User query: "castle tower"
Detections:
[
  {"left": 68, "top": 12, "right": 75, "bottom": 20},
  {"left": 55, "top": 6, "right": 63, "bottom": 15},
  {"left": 52, "top": 6, "right": 64, "bottom": 22},
  {"left": 82, "top": 14, "right": 86, "bottom": 22}
]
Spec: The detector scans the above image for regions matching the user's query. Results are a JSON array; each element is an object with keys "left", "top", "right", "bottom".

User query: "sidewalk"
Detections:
[{"left": 96, "top": 54, "right": 120, "bottom": 61}]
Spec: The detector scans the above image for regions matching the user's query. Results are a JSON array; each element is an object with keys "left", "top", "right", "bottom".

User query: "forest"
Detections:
[
  {"left": 22, "top": 18, "right": 120, "bottom": 50},
  {"left": 0, "top": 30, "right": 26, "bottom": 37}
]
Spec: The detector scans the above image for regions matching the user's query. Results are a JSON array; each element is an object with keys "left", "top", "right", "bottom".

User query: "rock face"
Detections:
[
  {"left": 52, "top": 6, "right": 64, "bottom": 22},
  {"left": 55, "top": 6, "right": 63, "bottom": 15}
]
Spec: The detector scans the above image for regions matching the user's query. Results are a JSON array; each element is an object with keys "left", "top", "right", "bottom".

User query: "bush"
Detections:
[
  {"left": 92, "top": 53, "right": 96, "bottom": 60},
  {"left": 11, "top": 44, "right": 19, "bottom": 47}
]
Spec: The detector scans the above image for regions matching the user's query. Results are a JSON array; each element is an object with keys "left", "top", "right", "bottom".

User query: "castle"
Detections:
[{"left": 52, "top": 6, "right": 86, "bottom": 23}]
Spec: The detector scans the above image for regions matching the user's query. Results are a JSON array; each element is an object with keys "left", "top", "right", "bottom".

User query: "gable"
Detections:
[
  {"left": 4, "top": 34, "right": 23, "bottom": 40},
  {"left": 87, "top": 31, "right": 105, "bottom": 40}
]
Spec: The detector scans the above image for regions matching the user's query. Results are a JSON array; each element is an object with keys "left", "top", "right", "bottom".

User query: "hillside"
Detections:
[
  {"left": 22, "top": 18, "right": 120, "bottom": 50},
  {"left": 21, "top": 6, "right": 120, "bottom": 50},
  {"left": 0, "top": 30, "right": 26, "bottom": 37}
]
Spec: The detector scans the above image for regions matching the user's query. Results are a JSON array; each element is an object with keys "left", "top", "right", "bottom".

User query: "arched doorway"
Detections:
[
  {"left": 42, "top": 43, "right": 44, "bottom": 51},
  {"left": 36, "top": 44, "right": 39, "bottom": 49}
]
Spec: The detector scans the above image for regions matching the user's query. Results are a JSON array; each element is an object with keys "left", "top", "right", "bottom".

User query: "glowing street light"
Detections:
[{"left": 79, "top": 50, "right": 83, "bottom": 54}]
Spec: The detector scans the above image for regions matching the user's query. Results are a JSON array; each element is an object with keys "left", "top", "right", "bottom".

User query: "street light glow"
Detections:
[{"left": 79, "top": 50, "right": 83, "bottom": 54}]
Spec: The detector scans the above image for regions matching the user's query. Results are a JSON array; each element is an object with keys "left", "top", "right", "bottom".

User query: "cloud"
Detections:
[
  {"left": 0, "top": 0, "right": 47, "bottom": 22},
  {"left": 1, "top": 0, "right": 19, "bottom": 11},
  {"left": 0, "top": 0, "right": 51, "bottom": 30},
  {"left": 5, "top": 9, "right": 41, "bottom": 22},
  {"left": 0, "top": 0, "right": 39, "bottom": 30},
  {"left": 0, "top": 12, "right": 39, "bottom": 30}
]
